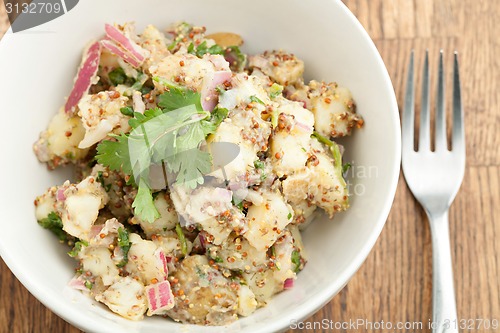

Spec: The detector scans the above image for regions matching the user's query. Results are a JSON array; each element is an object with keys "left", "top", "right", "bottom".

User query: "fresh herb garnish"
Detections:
[
  {"left": 188, "top": 41, "right": 224, "bottom": 57},
  {"left": 38, "top": 212, "right": 67, "bottom": 241},
  {"left": 175, "top": 224, "right": 188, "bottom": 256},
  {"left": 214, "top": 256, "right": 223, "bottom": 263},
  {"left": 254, "top": 160, "right": 265, "bottom": 170},
  {"left": 291, "top": 250, "right": 301, "bottom": 273},
  {"left": 96, "top": 171, "right": 111, "bottom": 192},
  {"left": 96, "top": 82, "right": 227, "bottom": 223},
  {"left": 249, "top": 95, "right": 265, "bottom": 105},
  {"left": 116, "top": 227, "right": 131, "bottom": 268},
  {"left": 108, "top": 67, "right": 127, "bottom": 86},
  {"left": 311, "top": 131, "right": 343, "bottom": 174},
  {"left": 342, "top": 162, "right": 352, "bottom": 175},
  {"left": 269, "top": 83, "right": 283, "bottom": 99},
  {"left": 68, "top": 240, "right": 88, "bottom": 258},
  {"left": 120, "top": 106, "right": 134, "bottom": 117},
  {"left": 287, "top": 212, "right": 293, "bottom": 220},
  {"left": 225, "top": 46, "right": 247, "bottom": 72}
]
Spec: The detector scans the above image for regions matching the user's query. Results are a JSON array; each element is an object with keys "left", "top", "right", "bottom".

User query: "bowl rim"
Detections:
[{"left": 0, "top": 0, "right": 401, "bottom": 331}]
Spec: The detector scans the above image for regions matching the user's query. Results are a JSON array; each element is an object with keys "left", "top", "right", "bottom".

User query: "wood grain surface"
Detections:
[{"left": 1, "top": 0, "right": 499, "bottom": 332}]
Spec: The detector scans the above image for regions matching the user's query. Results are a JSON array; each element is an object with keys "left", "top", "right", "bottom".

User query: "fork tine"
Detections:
[
  {"left": 435, "top": 50, "right": 447, "bottom": 150},
  {"left": 452, "top": 52, "right": 465, "bottom": 152},
  {"left": 419, "top": 50, "right": 431, "bottom": 151},
  {"left": 402, "top": 51, "right": 415, "bottom": 151}
]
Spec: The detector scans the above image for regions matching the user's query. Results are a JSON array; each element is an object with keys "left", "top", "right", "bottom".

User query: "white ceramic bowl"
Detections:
[{"left": 0, "top": 0, "right": 400, "bottom": 332}]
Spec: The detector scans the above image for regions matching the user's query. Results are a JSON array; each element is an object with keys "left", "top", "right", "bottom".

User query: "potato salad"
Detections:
[{"left": 33, "top": 21, "right": 363, "bottom": 325}]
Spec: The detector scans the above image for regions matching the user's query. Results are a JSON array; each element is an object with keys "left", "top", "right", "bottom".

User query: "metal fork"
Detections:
[{"left": 402, "top": 50, "right": 465, "bottom": 333}]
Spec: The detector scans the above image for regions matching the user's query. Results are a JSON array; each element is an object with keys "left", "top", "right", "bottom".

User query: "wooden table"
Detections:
[{"left": 1, "top": 0, "right": 499, "bottom": 332}]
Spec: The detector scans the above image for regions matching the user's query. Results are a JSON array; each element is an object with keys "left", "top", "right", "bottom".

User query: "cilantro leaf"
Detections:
[
  {"left": 200, "top": 107, "right": 228, "bottom": 135},
  {"left": 158, "top": 87, "right": 203, "bottom": 112},
  {"left": 96, "top": 83, "right": 228, "bottom": 223},
  {"left": 132, "top": 179, "right": 160, "bottom": 223},
  {"left": 38, "top": 212, "right": 67, "bottom": 241},
  {"left": 128, "top": 108, "right": 164, "bottom": 129},
  {"left": 96, "top": 135, "right": 133, "bottom": 175}
]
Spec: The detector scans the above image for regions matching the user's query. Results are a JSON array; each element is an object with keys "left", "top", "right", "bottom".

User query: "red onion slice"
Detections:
[
  {"left": 105, "top": 24, "right": 146, "bottom": 63},
  {"left": 64, "top": 41, "right": 101, "bottom": 115},
  {"left": 101, "top": 39, "right": 141, "bottom": 68},
  {"left": 145, "top": 280, "right": 175, "bottom": 315},
  {"left": 284, "top": 278, "right": 294, "bottom": 289}
]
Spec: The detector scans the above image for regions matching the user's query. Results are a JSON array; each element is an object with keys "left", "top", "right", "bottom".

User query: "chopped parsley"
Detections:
[
  {"left": 291, "top": 250, "right": 301, "bottom": 273},
  {"left": 120, "top": 106, "right": 134, "bottom": 117},
  {"left": 342, "top": 162, "right": 352, "bottom": 175},
  {"left": 249, "top": 95, "right": 265, "bottom": 105},
  {"left": 269, "top": 83, "right": 283, "bottom": 99},
  {"left": 84, "top": 280, "right": 93, "bottom": 290},
  {"left": 188, "top": 41, "right": 224, "bottom": 57},
  {"left": 214, "top": 256, "right": 223, "bottom": 263},
  {"left": 175, "top": 223, "right": 187, "bottom": 255},
  {"left": 116, "top": 228, "right": 131, "bottom": 268},
  {"left": 225, "top": 46, "right": 247, "bottom": 72},
  {"left": 96, "top": 171, "right": 111, "bottom": 192},
  {"left": 287, "top": 212, "right": 293, "bottom": 220},
  {"left": 311, "top": 131, "right": 343, "bottom": 177},
  {"left": 175, "top": 224, "right": 188, "bottom": 256},
  {"left": 38, "top": 212, "right": 67, "bottom": 241},
  {"left": 108, "top": 67, "right": 127, "bottom": 86},
  {"left": 68, "top": 240, "right": 88, "bottom": 258},
  {"left": 254, "top": 160, "right": 265, "bottom": 170}
]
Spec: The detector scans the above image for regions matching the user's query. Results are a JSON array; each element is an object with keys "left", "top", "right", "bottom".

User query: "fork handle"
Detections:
[{"left": 428, "top": 210, "right": 459, "bottom": 333}]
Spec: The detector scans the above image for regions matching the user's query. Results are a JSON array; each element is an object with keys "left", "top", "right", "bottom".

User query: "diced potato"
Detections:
[
  {"left": 130, "top": 191, "right": 179, "bottom": 237},
  {"left": 207, "top": 107, "right": 271, "bottom": 183},
  {"left": 33, "top": 107, "right": 89, "bottom": 169},
  {"left": 34, "top": 187, "right": 57, "bottom": 221},
  {"left": 59, "top": 175, "right": 109, "bottom": 241},
  {"left": 152, "top": 230, "right": 193, "bottom": 260},
  {"left": 243, "top": 190, "right": 294, "bottom": 251},
  {"left": 237, "top": 285, "right": 258, "bottom": 317},
  {"left": 307, "top": 81, "right": 363, "bottom": 138},
  {"left": 166, "top": 255, "right": 239, "bottom": 325},
  {"left": 249, "top": 50, "right": 304, "bottom": 86},
  {"left": 242, "top": 269, "right": 281, "bottom": 305},
  {"left": 125, "top": 233, "right": 167, "bottom": 285},
  {"left": 206, "top": 233, "right": 267, "bottom": 272},
  {"left": 77, "top": 91, "right": 130, "bottom": 148},
  {"left": 139, "top": 25, "right": 171, "bottom": 70},
  {"left": 282, "top": 143, "right": 348, "bottom": 217},
  {"left": 170, "top": 186, "right": 245, "bottom": 245},
  {"left": 95, "top": 277, "right": 147, "bottom": 320},
  {"left": 81, "top": 247, "right": 119, "bottom": 286}
]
